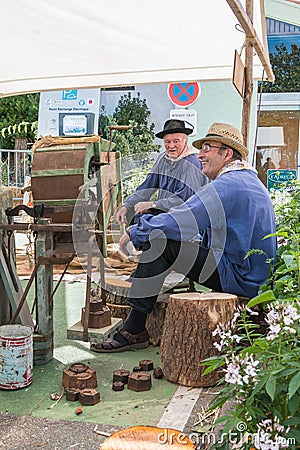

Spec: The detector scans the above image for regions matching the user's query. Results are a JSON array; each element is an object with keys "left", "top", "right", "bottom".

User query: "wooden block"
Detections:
[
  {"left": 160, "top": 292, "right": 238, "bottom": 387},
  {"left": 67, "top": 316, "right": 123, "bottom": 343}
]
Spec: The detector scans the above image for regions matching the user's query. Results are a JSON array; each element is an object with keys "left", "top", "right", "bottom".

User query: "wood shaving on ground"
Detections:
[{"left": 15, "top": 241, "right": 137, "bottom": 277}]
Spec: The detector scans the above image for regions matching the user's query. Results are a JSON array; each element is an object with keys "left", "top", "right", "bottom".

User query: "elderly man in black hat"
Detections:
[
  {"left": 91, "top": 122, "right": 276, "bottom": 353},
  {"left": 115, "top": 119, "right": 208, "bottom": 225}
]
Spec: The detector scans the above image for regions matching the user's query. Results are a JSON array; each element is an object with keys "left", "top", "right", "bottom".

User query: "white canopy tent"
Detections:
[{"left": 0, "top": 0, "right": 273, "bottom": 97}]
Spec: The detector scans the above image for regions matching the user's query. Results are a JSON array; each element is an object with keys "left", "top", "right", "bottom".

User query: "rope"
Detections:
[{"left": 32, "top": 134, "right": 101, "bottom": 152}]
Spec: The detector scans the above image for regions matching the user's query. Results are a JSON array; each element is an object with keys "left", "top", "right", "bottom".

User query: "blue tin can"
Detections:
[{"left": 0, "top": 324, "right": 33, "bottom": 389}]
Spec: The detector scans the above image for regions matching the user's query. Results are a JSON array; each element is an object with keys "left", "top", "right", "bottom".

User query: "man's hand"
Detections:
[
  {"left": 119, "top": 232, "right": 131, "bottom": 257},
  {"left": 116, "top": 206, "right": 128, "bottom": 225},
  {"left": 134, "top": 201, "right": 154, "bottom": 214}
]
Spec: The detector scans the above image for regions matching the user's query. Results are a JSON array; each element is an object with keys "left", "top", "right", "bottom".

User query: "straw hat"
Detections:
[
  {"left": 155, "top": 119, "right": 193, "bottom": 139},
  {"left": 192, "top": 122, "right": 248, "bottom": 159}
]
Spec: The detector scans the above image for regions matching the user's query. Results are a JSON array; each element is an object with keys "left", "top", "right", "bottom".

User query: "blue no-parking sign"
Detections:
[{"left": 168, "top": 82, "right": 200, "bottom": 107}]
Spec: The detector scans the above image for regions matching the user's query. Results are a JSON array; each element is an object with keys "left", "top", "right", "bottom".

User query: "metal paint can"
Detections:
[{"left": 0, "top": 324, "right": 33, "bottom": 389}]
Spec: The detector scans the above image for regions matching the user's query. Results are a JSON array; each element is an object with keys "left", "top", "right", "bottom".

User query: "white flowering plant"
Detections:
[{"left": 202, "top": 182, "right": 300, "bottom": 449}]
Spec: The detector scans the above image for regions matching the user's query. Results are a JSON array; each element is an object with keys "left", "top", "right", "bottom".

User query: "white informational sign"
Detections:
[
  {"left": 170, "top": 109, "right": 197, "bottom": 136},
  {"left": 38, "top": 88, "right": 100, "bottom": 137}
]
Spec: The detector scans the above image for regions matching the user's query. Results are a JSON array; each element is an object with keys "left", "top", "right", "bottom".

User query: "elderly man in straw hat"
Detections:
[
  {"left": 116, "top": 119, "right": 208, "bottom": 226},
  {"left": 91, "top": 122, "right": 276, "bottom": 353}
]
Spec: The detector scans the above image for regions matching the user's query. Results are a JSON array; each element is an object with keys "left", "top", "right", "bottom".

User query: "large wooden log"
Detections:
[
  {"left": 100, "top": 425, "right": 196, "bottom": 449},
  {"left": 160, "top": 292, "right": 238, "bottom": 387},
  {"left": 146, "top": 293, "right": 169, "bottom": 346}
]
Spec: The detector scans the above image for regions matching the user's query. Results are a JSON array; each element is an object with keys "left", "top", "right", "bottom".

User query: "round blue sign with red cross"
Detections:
[{"left": 167, "top": 82, "right": 200, "bottom": 107}]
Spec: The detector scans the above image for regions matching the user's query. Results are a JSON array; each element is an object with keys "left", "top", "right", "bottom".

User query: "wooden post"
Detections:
[
  {"left": 34, "top": 218, "right": 54, "bottom": 364},
  {"left": 160, "top": 292, "right": 238, "bottom": 387},
  {"left": 242, "top": 0, "right": 253, "bottom": 149}
]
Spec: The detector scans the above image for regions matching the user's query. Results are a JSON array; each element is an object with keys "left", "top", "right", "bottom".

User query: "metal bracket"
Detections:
[{"left": 5, "top": 204, "right": 55, "bottom": 223}]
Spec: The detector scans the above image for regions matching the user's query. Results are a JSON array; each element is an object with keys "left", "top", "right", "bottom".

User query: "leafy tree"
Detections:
[
  {"left": 99, "top": 92, "right": 160, "bottom": 156},
  {"left": 113, "top": 92, "right": 152, "bottom": 134},
  {"left": 262, "top": 43, "right": 300, "bottom": 93},
  {"left": 0, "top": 93, "right": 40, "bottom": 148}
]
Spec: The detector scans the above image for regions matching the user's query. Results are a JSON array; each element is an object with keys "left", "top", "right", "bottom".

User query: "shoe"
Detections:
[{"left": 90, "top": 329, "right": 149, "bottom": 353}]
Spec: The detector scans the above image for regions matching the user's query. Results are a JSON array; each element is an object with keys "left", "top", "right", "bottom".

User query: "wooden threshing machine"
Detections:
[{"left": 0, "top": 130, "right": 127, "bottom": 364}]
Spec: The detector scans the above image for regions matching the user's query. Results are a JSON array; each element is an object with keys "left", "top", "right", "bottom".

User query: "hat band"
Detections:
[{"left": 206, "top": 133, "right": 224, "bottom": 138}]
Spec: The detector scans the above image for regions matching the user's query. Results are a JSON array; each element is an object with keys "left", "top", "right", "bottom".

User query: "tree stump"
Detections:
[
  {"left": 160, "top": 292, "right": 238, "bottom": 387},
  {"left": 103, "top": 277, "right": 131, "bottom": 305},
  {"left": 100, "top": 425, "right": 195, "bottom": 449},
  {"left": 103, "top": 278, "right": 170, "bottom": 346},
  {"left": 102, "top": 277, "right": 131, "bottom": 322},
  {"left": 146, "top": 293, "right": 169, "bottom": 346}
]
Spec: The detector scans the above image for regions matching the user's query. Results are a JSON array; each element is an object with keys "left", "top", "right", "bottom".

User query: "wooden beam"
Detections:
[
  {"left": 0, "top": 223, "right": 73, "bottom": 232},
  {"left": 242, "top": 0, "right": 254, "bottom": 148},
  {"left": 226, "top": 0, "right": 275, "bottom": 83}
]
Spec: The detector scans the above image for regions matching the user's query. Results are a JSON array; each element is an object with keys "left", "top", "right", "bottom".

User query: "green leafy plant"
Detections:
[
  {"left": 262, "top": 44, "right": 300, "bottom": 93},
  {"left": 0, "top": 93, "right": 39, "bottom": 148},
  {"left": 122, "top": 161, "right": 154, "bottom": 200},
  {"left": 202, "top": 182, "right": 300, "bottom": 449}
]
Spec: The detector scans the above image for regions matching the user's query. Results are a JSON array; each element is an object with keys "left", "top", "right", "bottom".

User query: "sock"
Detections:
[
  {"left": 113, "top": 309, "right": 147, "bottom": 345},
  {"left": 123, "top": 309, "right": 147, "bottom": 334}
]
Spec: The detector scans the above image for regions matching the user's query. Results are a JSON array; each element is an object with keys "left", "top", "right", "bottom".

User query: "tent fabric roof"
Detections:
[{"left": 0, "top": 0, "right": 271, "bottom": 97}]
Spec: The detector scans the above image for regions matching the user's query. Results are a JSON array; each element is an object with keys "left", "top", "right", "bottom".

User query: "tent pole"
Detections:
[
  {"left": 226, "top": 0, "right": 274, "bottom": 83},
  {"left": 242, "top": 0, "right": 253, "bottom": 149}
]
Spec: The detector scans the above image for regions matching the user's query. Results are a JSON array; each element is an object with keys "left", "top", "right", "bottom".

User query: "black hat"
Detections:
[{"left": 155, "top": 119, "right": 193, "bottom": 139}]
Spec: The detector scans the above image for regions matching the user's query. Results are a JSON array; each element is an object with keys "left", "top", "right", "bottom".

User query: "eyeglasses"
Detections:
[{"left": 200, "top": 143, "right": 228, "bottom": 153}]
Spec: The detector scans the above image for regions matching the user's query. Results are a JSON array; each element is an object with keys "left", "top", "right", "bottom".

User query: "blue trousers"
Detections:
[{"left": 126, "top": 239, "right": 221, "bottom": 314}]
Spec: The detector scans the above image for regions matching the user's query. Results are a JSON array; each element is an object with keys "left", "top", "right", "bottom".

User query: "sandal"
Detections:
[{"left": 90, "top": 329, "right": 149, "bottom": 353}]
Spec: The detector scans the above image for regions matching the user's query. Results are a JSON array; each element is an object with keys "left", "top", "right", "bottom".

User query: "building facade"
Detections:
[{"left": 256, "top": 0, "right": 300, "bottom": 186}]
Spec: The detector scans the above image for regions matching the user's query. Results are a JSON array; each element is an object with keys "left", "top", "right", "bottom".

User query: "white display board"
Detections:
[{"left": 38, "top": 89, "right": 100, "bottom": 137}]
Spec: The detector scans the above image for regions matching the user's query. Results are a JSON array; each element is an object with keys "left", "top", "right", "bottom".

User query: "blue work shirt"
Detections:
[
  {"left": 123, "top": 152, "right": 208, "bottom": 211},
  {"left": 129, "top": 169, "right": 277, "bottom": 298}
]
